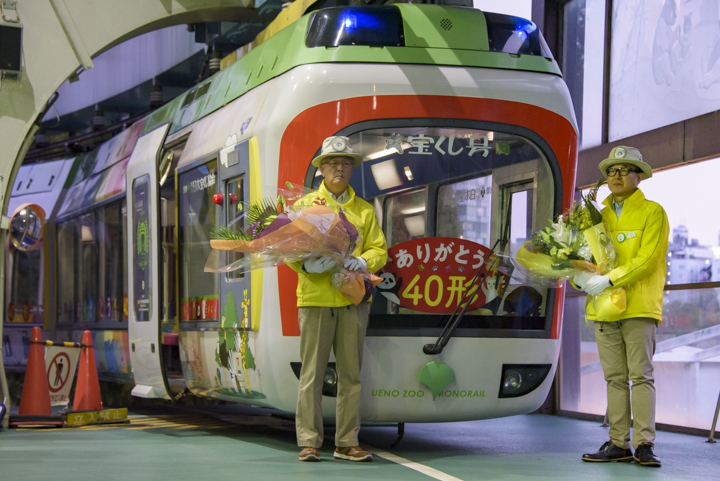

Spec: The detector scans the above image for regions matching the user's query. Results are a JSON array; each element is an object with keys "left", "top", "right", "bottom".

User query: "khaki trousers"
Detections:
[
  {"left": 594, "top": 317, "right": 657, "bottom": 449},
  {"left": 296, "top": 303, "right": 369, "bottom": 448}
]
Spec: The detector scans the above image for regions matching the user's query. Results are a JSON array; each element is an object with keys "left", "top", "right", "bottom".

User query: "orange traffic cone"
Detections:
[
  {"left": 73, "top": 330, "right": 103, "bottom": 411},
  {"left": 18, "top": 326, "right": 52, "bottom": 415}
]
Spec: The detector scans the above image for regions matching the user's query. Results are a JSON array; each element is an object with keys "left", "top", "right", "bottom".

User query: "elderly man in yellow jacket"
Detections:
[
  {"left": 289, "top": 136, "right": 387, "bottom": 463},
  {"left": 578, "top": 146, "right": 669, "bottom": 468}
]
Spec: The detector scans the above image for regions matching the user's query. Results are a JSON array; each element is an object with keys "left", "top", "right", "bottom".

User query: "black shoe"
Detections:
[
  {"left": 581, "top": 441, "right": 633, "bottom": 462},
  {"left": 634, "top": 443, "right": 661, "bottom": 467}
]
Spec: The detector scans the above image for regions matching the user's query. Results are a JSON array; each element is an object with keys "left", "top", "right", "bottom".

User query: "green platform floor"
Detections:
[{"left": 1, "top": 406, "right": 718, "bottom": 481}]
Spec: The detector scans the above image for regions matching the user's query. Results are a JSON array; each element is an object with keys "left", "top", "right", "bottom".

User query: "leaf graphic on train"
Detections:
[
  {"left": 221, "top": 291, "right": 240, "bottom": 329},
  {"left": 240, "top": 331, "right": 256, "bottom": 371},
  {"left": 416, "top": 361, "right": 456, "bottom": 401},
  {"left": 216, "top": 330, "right": 235, "bottom": 369}
]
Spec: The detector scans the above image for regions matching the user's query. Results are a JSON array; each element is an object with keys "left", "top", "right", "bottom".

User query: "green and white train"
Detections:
[{"left": 4, "top": 4, "right": 578, "bottom": 422}]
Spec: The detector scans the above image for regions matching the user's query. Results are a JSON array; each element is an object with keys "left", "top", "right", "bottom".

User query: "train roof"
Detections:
[{"left": 141, "top": 4, "right": 561, "bottom": 137}]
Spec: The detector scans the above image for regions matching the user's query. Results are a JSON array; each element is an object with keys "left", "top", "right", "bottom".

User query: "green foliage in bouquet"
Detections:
[
  {"left": 210, "top": 195, "right": 286, "bottom": 241},
  {"left": 581, "top": 179, "right": 606, "bottom": 225},
  {"left": 529, "top": 179, "right": 606, "bottom": 269}
]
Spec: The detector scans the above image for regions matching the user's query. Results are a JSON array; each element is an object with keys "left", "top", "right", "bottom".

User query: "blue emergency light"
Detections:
[{"left": 306, "top": 6, "right": 404, "bottom": 48}]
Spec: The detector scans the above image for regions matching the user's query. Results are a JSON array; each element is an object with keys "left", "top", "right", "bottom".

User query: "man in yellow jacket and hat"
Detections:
[
  {"left": 290, "top": 136, "right": 387, "bottom": 463},
  {"left": 578, "top": 146, "right": 669, "bottom": 467}
]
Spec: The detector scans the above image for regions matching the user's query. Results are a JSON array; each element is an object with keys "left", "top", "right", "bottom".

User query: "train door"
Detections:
[
  {"left": 126, "top": 124, "right": 172, "bottom": 399},
  {"left": 217, "top": 142, "right": 253, "bottom": 385}
]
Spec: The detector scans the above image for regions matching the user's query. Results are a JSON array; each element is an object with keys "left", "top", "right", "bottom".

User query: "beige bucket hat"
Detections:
[
  {"left": 311, "top": 136, "right": 364, "bottom": 167},
  {"left": 598, "top": 146, "right": 653, "bottom": 179}
]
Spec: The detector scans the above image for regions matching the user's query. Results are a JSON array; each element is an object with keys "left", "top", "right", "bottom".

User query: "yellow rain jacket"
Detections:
[
  {"left": 288, "top": 182, "right": 388, "bottom": 307},
  {"left": 586, "top": 188, "right": 669, "bottom": 323}
]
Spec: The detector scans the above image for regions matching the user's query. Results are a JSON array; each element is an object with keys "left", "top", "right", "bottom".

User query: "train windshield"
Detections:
[{"left": 309, "top": 126, "right": 558, "bottom": 338}]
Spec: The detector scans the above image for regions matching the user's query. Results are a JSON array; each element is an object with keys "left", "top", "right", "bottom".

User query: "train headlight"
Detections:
[
  {"left": 503, "top": 370, "right": 522, "bottom": 393},
  {"left": 498, "top": 364, "right": 552, "bottom": 398},
  {"left": 322, "top": 367, "right": 338, "bottom": 397},
  {"left": 290, "top": 362, "right": 338, "bottom": 397}
]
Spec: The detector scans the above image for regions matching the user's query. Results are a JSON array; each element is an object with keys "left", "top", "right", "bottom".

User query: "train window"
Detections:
[
  {"left": 97, "top": 202, "right": 127, "bottom": 322},
  {"left": 437, "top": 175, "right": 493, "bottom": 248},
  {"left": 195, "top": 80, "right": 212, "bottom": 99},
  {"left": 508, "top": 186, "right": 534, "bottom": 260},
  {"left": 385, "top": 188, "right": 427, "bottom": 247},
  {"left": 178, "top": 160, "right": 220, "bottom": 322},
  {"left": 57, "top": 219, "right": 77, "bottom": 324},
  {"left": 55, "top": 199, "right": 128, "bottom": 325},
  {"left": 225, "top": 175, "right": 245, "bottom": 281},
  {"left": 8, "top": 248, "right": 42, "bottom": 323},
  {"left": 79, "top": 212, "right": 100, "bottom": 322},
  {"left": 305, "top": 6, "right": 405, "bottom": 48},
  {"left": 181, "top": 89, "right": 197, "bottom": 108},
  {"left": 484, "top": 12, "right": 553, "bottom": 58}
]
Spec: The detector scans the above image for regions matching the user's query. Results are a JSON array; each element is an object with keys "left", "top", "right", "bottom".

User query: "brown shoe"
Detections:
[
  {"left": 334, "top": 446, "right": 372, "bottom": 462},
  {"left": 299, "top": 447, "right": 320, "bottom": 462}
]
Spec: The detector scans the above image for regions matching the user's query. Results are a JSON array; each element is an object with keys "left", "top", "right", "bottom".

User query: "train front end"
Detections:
[{"left": 262, "top": 4, "right": 578, "bottom": 422}]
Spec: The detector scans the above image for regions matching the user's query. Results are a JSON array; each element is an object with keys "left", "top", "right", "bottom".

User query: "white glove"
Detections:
[
  {"left": 573, "top": 270, "right": 596, "bottom": 289},
  {"left": 343, "top": 256, "right": 367, "bottom": 271},
  {"left": 304, "top": 256, "right": 336, "bottom": 273},
  {"left": 584, "top": 275, "right": 612, "bottom": 296}
]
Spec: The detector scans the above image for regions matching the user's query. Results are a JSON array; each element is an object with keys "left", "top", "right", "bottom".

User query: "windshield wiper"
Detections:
[{"left": 423, "top": 194, "right": 512, "bottom": 355}]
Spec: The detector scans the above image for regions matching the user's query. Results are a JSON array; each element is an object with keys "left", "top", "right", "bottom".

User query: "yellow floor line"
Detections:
[{"left": 371, "top": 448, "right": 465, "bottom": 481}]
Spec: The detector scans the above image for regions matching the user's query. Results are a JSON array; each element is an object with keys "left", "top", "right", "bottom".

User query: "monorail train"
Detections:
[{"left": 3, "top": 4, "right": 577, "bottom": 422}]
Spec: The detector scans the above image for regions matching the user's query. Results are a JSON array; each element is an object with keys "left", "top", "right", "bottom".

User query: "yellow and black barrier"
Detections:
[{"left": 31, "top": 340, "right": 87, "bottom": 348}]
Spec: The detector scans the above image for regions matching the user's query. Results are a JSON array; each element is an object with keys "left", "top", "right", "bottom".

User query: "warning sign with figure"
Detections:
[{"left": 45, "top": 346, "right": 80, "bottom": 406}]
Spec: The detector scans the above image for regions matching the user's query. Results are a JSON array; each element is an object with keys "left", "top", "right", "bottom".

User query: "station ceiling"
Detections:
[{"left": 31, "top": 1, "right": 286, "bottom": 159}]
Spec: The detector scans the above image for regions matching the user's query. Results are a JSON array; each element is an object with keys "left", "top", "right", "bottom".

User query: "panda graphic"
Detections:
[{"left": 376, "top": 272, "right": 404, "bottom": 305}]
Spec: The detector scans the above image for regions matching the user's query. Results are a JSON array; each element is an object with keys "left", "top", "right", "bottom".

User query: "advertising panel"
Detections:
[{"left": 610, "top": 0, "right": 720, "bottom": 140}]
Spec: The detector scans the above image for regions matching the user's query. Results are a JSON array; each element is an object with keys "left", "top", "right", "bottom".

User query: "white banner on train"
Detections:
[{"left": 45, "top": 346, "right": 80, "bottom": 406}]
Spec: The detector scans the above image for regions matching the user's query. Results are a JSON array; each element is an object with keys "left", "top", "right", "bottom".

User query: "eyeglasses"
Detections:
[
  {"left": 606, "top": 167, "right": 640, "bottom": 177},
  {"left": 321, "top": 160, "right": 353, "bottom": 169}
]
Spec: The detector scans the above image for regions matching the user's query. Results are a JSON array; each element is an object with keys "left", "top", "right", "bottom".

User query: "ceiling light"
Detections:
[
  {"left": 404, "top": 166, "right": 413, "bottom": 180},
  {"left": 365, "top": 142, "right": 412, "bottom": 160},
  {"left": 401, "top": 206, "right": 425, "bottom": 215},
  {"left": 370, "top": 159, "right": 403, "bottom": 190},
  {"left": 403, "top": 215, "right": 425, "bottom": 237}
]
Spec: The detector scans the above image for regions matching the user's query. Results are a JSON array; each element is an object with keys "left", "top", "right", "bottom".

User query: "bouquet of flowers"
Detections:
[
  {"left": 205, "top": 182, "right": 382, "bottom": 305},
  {"left": 513, "top": 180, "right": 626, "bottom": 320}
]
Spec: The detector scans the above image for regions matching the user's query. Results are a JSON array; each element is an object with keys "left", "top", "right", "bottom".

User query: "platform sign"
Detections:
[
  {"left": 45, "top": 346, "right": 80, "bottom": 406},
  {"left": 378, "top": 237, "right": 509, "bottom": 314}
]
